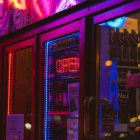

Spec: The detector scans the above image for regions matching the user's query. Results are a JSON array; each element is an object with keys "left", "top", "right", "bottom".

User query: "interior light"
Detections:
[
  {"left": 135, "top": 127, "right": 140, "bottom": 131},
  {"left": 54, "top": 115, "right": 61, "bottom": 121},
  {"left": 25, "top": 123, "right": 31, "bottom": 130},
  {"left": 119, "top": 133, "right": 128, "bottom": 138},
  {"left": 107, "top": 17, "right": 125, "bottom": 28},
  {"left": 105, "top": 60, "right": 112, "bottom": 66},
  {"left": 130, "top": 117, "right": 137, "bottom": 122},
  {"left": 138, "top": 115, "right": 140, "bottom": 120}
]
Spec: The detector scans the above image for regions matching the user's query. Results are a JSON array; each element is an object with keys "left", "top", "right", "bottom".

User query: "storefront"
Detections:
[{"left": 0, "top": 0, "right": 140, "bottom": 140}]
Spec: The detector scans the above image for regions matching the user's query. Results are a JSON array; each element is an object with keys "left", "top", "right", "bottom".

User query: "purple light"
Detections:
[{"left": 56, "top": 0, "right": 76, "bottom": 13}]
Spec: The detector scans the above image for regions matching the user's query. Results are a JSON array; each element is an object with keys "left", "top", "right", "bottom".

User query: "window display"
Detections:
[{"left": 99, "top": 11, "right": 140, "bottom": 140}]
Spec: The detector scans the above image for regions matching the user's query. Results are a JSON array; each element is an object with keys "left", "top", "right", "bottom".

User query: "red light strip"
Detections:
[
  {"left": 7, "top": 53, "right": 14, "bottom": 114},
  {"left": 48, "top": 111, "right": 70, "bottom": 115},
  {"left": 7, "top": 53, "right": 11, "bottom": 114}
]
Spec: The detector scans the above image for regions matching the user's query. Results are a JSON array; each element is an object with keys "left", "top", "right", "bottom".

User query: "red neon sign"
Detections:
[{"left": 56, "top": 57, "right": 79, "bottom": 73}]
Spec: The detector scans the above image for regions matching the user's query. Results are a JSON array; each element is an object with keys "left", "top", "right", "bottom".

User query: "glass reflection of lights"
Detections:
[
  {"left": 100, "top": 17, "right": 126, "bottom": 28},
  {"left": 25, "top": 123, "right": 31, "bottom": 130}
]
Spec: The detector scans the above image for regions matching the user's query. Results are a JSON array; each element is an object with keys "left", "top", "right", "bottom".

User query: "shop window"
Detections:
[{"left": 98, "top": 11, "right": 140, "bottom": 140}]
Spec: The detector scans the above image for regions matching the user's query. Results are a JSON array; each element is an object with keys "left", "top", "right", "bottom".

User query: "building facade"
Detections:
[{"left": 0, "top": 0, "right": 140, "bottom": 140}]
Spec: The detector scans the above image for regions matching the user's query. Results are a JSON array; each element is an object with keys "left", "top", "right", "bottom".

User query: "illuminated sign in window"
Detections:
[
  {"left": 56, "top": 57, "right": 79, "bottom": 73},
  {"left": 55, "top": 47, "right": 79, "bottom": 79}
]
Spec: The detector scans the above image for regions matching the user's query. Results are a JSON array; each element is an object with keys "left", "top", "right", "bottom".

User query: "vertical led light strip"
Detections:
[
  {"left": 45, "top": 42, "right": 49, "bottom": 140},
  {"left": 7, "top": 53, "right": 14, "bottom": 114}
]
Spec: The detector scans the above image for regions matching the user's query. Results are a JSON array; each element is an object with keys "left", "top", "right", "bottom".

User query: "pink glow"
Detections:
[
  {"left": 56, "top": 0, "right": 76, "bottom": 13},
  {"left": 33, "top": 0, "right": 43, "bottom": 17},
  {"left": 42, "top": 0, "right": 51, "bottom": 16},
  {"left": 48, "top": 111, "right": 70, "bottom": 115}
]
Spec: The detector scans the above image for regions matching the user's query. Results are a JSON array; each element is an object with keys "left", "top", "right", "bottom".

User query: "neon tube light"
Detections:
[
  {"left": 106, "top": 17, "right": 125, "bottom": 28},
  {"left": 56, "top": 57, "right": 79, "bottom": 73},
  {"left": 10, "top": 0, "right": 26, "bottom": 10},
  {"left": 7, "top": 53, "right": 14, "bottom": 114},
  {"left": 45, "top": 42, "right": 49, "bottom": 140},
  {"left": 33, "top": 0, "right": 43, "bottom": 17}
]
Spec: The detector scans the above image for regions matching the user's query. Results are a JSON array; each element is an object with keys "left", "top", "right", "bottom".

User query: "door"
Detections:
[
  {"left": 38, "top": 19, "right": 95, "bottom": 140},
  {"left": 94, "top": 1, "right": 140, "bottom": 140},
  {"left": 2, "top": 37, "right": 36, "bottom": 140}
]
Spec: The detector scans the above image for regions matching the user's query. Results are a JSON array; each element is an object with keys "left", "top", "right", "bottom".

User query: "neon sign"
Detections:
[
  {"left": 107, "top": 17, "right": 125, "bottom": 28},
  {"left": 100, "top": 17, "right": 126, "bottom": 28},
  {"left": 56, "top": 57, "right": 79, "bottom": 73},
  {"left": 10, "top": 0, "right": 76, "bottom": 17}
]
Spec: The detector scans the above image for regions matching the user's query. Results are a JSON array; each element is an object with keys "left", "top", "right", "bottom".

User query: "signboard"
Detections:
[
  {"left": 55, "top": 47, "right": 79, "bottom": 80},
  {"left": 67, "top": 118, "right": 78, "bottom": 140},
  {"left": 101, "top": 104, "right": 115, "bottom": 133},
  {"left": 6, "top": 114, "right": 24, "bottom": 140},
  {"left": 68, "top": 82, "right": 79, "bottom": 117}
]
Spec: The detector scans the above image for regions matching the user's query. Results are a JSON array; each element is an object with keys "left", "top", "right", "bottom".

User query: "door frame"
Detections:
[
  {"left": 1, "top": 37, "right": 36, "bottom": 140},
  {"left": 38, "top": 19, "right": 93, "bottom": 140}
]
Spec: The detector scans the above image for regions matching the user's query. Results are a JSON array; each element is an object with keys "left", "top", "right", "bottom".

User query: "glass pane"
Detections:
[
  {"left": 7, "top": 47, "right": 32, "bottom": 140},
  {"left": 44, "top": 33, "right": 79, "bottom": 140},
  {"left": 98, "top": 11, "right": 140, "bottom": 140}
]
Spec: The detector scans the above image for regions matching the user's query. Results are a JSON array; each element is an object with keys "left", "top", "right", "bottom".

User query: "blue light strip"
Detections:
[{"left": 45, "top": 42, "right": 49, "bottom": 140}]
